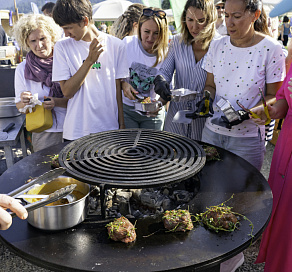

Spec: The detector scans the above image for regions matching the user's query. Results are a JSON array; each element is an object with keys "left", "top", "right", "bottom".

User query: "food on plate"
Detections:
[
  {"left": 162, "top": 209, "right": 194, "bottom": 232},
  {"left": 203, "top": 145, "right": 220, "bottom": 161},
  {"left": 106, "top": 216, "right": 136, "bottom": 243},
  {"left": 141, "top": 97, "right": 152, "bottom": 104}
]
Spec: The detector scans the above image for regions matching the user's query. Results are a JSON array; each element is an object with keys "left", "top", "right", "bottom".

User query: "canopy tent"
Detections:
[
  {"left": 164, "top": 8, "right": 174, "bottom": 22},
  {"left": 92, "top": 0, "right": 133, "bottom": 21},
  {"left": 262, "top": 0, "right": 281, "bottom": 5}
]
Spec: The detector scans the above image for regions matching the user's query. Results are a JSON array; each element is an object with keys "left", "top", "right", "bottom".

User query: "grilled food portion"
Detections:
[
  {"left": 163, "top": 209, "right": 194, "bottom": 232},
  {"left": 202, "top": 206, "right": 238, "bottom": 231},
  {"left": 50, "top": 154, "right": 60, "bottom": 168},
  {"left": 203, "top": 146, "right": 220, "bottom": 161},
  {"left": 106, "top": 216, "right": 136, "bottom": 243}
]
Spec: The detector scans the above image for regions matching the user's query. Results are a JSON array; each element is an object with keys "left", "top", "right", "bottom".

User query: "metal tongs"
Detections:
[
  {"left": 172, "top": 90, "right": 212, "bottom": 124},
  {"left": 236, "top": 87, "right": 271, "bottom": 125},
  {"left": 132, "top": 91, "right": 145, "bottom": 102},
  {"left": 7, "top": 168, "right": 76, "bottom": 217}
]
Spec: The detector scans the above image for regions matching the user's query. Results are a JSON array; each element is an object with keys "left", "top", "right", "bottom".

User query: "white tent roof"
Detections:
[
  {"left": 92, "top": 0, "right": 133, "bottom": 21},
  {"left": 262, "top": 0, "right": 281, "bottom": 5}
]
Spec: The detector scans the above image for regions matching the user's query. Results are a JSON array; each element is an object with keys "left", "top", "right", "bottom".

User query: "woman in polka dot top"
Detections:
[{"left": 201, "top": 0, "right": 286, "bottom": 171}]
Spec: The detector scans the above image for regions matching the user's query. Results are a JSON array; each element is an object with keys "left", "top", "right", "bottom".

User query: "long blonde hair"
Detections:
[
  {"left": 180, "top": 0, "right": 217, "bottom": 50},
  {"left": 137, "top": 7, "right": 168, "bottom": 67}
]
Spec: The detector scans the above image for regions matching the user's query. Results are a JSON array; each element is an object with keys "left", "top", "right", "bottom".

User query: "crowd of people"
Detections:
[{"left": 0, "top": 0, "right": 292, "bottom": 271}]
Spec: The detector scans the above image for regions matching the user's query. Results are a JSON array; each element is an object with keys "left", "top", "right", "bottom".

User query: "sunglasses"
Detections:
[
  {"left": 143, "top": 8, "right": 167, "bottom": 20},
  {"left": 216, "top": 5, "right": 225, "bottom": 9}
]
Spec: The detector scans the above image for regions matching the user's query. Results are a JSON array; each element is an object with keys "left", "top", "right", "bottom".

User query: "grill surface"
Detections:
[{"left": 59, "top": 129, "right": 206, "bottom": 188}]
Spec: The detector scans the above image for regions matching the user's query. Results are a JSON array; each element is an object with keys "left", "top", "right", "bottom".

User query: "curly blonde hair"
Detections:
[
  {"left": 137, "top": 8, "right": 169, "bottom": 67},
  {"left": 180, "top": 0, "right": 217, "bottom": 50},
  {"left": 12, "top": 14, "right": 61, "bottom": 51}
]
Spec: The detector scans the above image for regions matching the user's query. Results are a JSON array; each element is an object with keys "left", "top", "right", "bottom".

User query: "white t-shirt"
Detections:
[
  {"left": 14, "top": 60, "right": 66, "bottom": 132},
  {"left": 52, "top": 32, "right": 129, "bottom": 140},
  {"left": 122, "top": 35, "right": 164, "bottom": 107},
  {"left": 202, "top": 35, "right": 286, "bottom": 138},
  {"left": 216, "top": 19, "right": 228, "bottom": 36}
]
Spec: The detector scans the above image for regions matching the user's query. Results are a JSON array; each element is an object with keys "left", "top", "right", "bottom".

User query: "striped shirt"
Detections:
[{"left": 158, "top": 34, "right": 207, "bottom": 140}]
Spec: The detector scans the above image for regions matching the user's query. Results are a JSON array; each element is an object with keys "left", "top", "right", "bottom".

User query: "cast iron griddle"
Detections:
[
  {"left": 58, "top": 129, "right": 206, "bottom": 188},
  {"left": 0, "top": 141, "right": 272, "bottom": 272}
]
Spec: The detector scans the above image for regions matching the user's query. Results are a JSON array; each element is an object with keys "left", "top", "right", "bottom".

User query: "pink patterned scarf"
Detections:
[{"left": 24, "top": 51, "right": 63, "bottom": 98}]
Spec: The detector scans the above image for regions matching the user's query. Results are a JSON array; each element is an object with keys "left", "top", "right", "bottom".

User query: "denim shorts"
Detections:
[
  {"left": 123, "top": 103, "right": 165, "bottom": 130},
  {"left": 202, "top": 126, "right": 266, "bottom": 171}
]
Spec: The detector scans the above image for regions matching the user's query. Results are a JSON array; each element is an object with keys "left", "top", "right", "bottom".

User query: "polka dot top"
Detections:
[{"left": 202, "top": 35, "right": 286, "bottom": 137}]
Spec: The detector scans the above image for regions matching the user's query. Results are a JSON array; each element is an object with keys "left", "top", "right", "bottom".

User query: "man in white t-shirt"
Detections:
[
  {"left": 214, "top": 0, "right": 227, "bottom": 36},
  {"left": 52, "top": 0, "right": 128, "bottom": 140}
]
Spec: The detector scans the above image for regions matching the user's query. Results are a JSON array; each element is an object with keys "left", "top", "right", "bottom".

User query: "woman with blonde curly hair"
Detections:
[
  {"left": 13, "top": 14, "right": 68, "bottom": 152},
  {"left": 154, "top": 0, "right": 218, "bottom": 140},
  {"left": 121, "top": 7, "right": 169, "bottom": 130}
]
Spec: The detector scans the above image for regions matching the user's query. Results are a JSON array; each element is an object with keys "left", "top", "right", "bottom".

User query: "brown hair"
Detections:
[
  {"left": 224, "top": 0, "right": 270, "bottom": 35},
  {"left": 180, "top": 0, "right": 217, "bottom": 50},
  {"left": 53, "top": 0, "right": 93, "bottom": 26},
  {"left": 41, "top": 2, "right": 55, "bottom": 14},
  {"left": 137, "top": 7, "right": 169, "bottom": 67},
  {"left": 111, "top": 4, "right": 146, "bottom": 40}
]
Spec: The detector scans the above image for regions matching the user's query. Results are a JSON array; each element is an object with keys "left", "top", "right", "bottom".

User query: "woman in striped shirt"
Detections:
[{"left": 155, "top": 0, "right": 217, "bottom": 140}]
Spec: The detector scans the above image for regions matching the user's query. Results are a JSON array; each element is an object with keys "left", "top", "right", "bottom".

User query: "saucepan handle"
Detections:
[{"left": 3, "top": 123, "right": 15, "bottom": 133}]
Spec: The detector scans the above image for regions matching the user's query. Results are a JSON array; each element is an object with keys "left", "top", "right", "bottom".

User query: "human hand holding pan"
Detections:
[{"left": 0, "top": 123, "right": 15, "bottom": 140}]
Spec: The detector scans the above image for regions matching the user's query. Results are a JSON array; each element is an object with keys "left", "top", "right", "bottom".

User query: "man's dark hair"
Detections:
[
  {"left": 41, "top": 2, "right": 55, "bottom": 13},
  {"left": 53, "top": 0, "right": 92, "bottom": 26}
]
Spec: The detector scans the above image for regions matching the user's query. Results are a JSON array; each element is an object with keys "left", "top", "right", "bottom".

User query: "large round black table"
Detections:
[{"left": 0, "top": 142, "right": 272, "bottom": 272}]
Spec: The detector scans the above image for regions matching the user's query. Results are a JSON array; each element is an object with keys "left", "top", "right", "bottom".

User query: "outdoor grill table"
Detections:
[
  {"left": 0, "top": 129, "right": 272, "bottom": 272},
  {"left": 0, "top": 114, "right": 27, "bottom": 168}
]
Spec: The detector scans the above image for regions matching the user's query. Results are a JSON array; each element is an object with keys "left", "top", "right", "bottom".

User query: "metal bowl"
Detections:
[
  {"left": 26, "top": 176, "right": 90, "bottom": 231},
  {"left": 134, "top": 101, "right": 162, "bottom": 112},
  {"left": 0, "top": 97, "right": 20, "bottom": 118}
]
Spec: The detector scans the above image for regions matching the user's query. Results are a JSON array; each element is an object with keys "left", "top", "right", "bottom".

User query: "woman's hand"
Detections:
[
  {"left": 20, "top": 91, "right": 32, "bottom": 105},
  {"left": 43, "top": 96, "right": 55, "bottom": 110},
  {"left": 251, "top": 104, "right": 276, "bottom": 125},
  {"left": 121, "top": 81, "right": 138, "bottom": 100},
  {"left": 0, "top": 194, "right": 28, "bottom": 230}
]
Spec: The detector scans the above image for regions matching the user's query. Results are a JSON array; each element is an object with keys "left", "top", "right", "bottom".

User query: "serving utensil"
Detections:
[
  {"left": 9, "top": 184, "right": 77, "bottom": 217},
  {"left": 6, "top": 168, "right": 75, "bottom": 217},
  {"left": 7, "top": 168, "right": 66, "bottom": 198},
  {"left": 15, "top": 192, "right": 77, "bottom": 203}
]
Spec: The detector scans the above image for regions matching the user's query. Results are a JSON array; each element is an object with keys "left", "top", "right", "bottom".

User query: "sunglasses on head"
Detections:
[
  {"left": 143, "top": 8, "right": 167, "bottom": 20},
  {"left": 216, "top": 5, "right": 225, "bottom": 9}
]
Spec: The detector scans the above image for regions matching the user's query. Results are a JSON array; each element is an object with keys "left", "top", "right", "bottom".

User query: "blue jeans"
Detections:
[
  {"left": 123, "top": 103, "right": 165, "bottom": 130},
  {"left": 202, "top": 126, "right": 266, "bottom": 171}
]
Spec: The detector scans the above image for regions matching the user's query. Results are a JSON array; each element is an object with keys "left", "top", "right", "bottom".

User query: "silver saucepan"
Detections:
[{"left": 25, "top": 176, "right": 90, "bottom": 231}]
